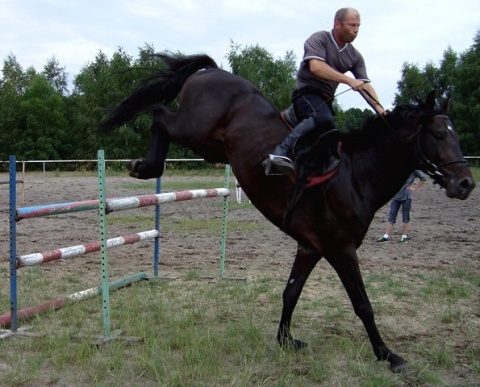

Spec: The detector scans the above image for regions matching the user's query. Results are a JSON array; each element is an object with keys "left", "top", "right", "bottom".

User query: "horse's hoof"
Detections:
[
  {"left": 278, "top": 335, "right": 309, "bottom": 351},
  {"left": 293, "top": 339, "right": 309, "bottom": 351},
  {"left": 389, "top": 360, "right": 408, "bottom": 374},
  {"left": 127, "top": 159, "right": 141, "bottom": 173},
  {"left": 127, "top": 159, "right": 149, "bottom": 179}
]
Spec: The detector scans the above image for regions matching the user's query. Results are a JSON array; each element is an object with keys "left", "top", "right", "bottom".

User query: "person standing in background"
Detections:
[{"left": 377, "top": 170, "right": 427, "bottom": 243}]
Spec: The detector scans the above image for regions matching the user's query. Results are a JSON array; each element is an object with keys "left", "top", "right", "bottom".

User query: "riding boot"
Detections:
[{"left": 264, "top": 116, "right": 318, "bottom": 176}]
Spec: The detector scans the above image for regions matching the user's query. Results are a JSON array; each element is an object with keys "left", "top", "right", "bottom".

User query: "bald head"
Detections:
[{"left": 334, "top": 7, "right": 360, "bottom": 23}]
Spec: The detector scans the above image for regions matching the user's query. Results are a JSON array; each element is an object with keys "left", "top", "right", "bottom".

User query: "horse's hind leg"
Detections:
[
  {"left": 278, "top": 245, "right": 320, "bottom": 350},
  {"left": 128, "top": 107, "right": 171, "bottom": 179}
]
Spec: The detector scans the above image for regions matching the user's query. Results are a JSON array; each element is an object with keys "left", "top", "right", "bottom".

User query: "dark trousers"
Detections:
[
  {"left": 388, "top": 199, "right": 412, "bottom": 224},
  {"left": 293, "top": 87, "right": 335, "bottom": 128},
  {"left": 276, "top": 87, "right": 336, "bottom": 156}
]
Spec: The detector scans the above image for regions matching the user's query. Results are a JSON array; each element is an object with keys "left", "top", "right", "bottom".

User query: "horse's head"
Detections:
[{"left": 411, "top": 91, "right": 475, "bottom": 199}]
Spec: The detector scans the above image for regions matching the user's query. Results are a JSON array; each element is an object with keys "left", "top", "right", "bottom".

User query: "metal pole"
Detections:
[
  {"left": 219, "top": 164, "right": 230, "bottom": 277},
  {"left": 153, "top": 177, "right": 161, "bottom": 277},
  {"left": 9, "top": 155, "right": 18, "bottom": 331},
  {"left": 97, "top": 150, "right": 111, "bottom": 338}
]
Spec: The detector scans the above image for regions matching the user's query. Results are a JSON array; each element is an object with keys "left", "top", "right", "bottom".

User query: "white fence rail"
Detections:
[
  {"left": 0, "top": 158, "right": 208, "bottom": 174},
  {"left": 3, "top": 156, "right": 479, "bottom": 173}
]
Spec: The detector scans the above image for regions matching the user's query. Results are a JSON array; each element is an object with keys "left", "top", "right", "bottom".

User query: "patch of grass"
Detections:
[
  {"left": 0, "top": 274, "right": 478, "bottom": 386},
  {"left": 440, "top": 302, "right": 463, "bottom": 323},
  {"left": 423, "top": 273, "right": 471, "bottom": 301},
  {"left": 159, "top": 215, "right": 268, "bottom": 234},
  {"left": 365, "top": 273, "right": 410, "bottom": 298},
  {"left": 185, "top": 268, "right": 201, "bottom": 280},
  {"left": 426, "top": 343, "right": 455, "bottom": 369}
]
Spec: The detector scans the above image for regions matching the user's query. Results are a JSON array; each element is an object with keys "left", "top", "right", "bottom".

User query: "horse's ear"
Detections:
[
  {"left": 441, "top": 97, "right": 451, "bottom": 113},
  {"left": 425, "top": 90, "right": 436, "bottom": 110}
]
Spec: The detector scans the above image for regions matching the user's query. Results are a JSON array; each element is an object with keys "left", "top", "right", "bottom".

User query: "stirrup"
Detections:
[
  {"left": 262, "top": 157, "right": 282, "bottom": 176},
  {"left": 268, "top": 154, "right": 296, "bottom": 177}
]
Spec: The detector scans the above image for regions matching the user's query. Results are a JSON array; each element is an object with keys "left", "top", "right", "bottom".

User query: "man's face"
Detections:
[{"left": 336, "top": 12, "right": 361, "bottom": 44}]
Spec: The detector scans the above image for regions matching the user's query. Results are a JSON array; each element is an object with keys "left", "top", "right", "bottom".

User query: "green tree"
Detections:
[
  {"left": 1, "top": 54, "right": 32, "bottom": 95},
  {"left": 337, "top": 107, "right": 374, "bottom": 132},
  {"left": 0, "top": 80, "right": 22, "bottom": 158},
  {"left": 0, "top": 55, "right": 33, "bottom": 158},
  {"left": 437, "top": 47, "right": 458, "bottom": 99},
  {"left": 394, "top": 62, "right": 437, "bottom": 105},
  {"left": 16, "top": 75, "right": 68, "bottom": 159},
  {"left": 226, "top": 42, "right": 297, "bottom": 110},
  {"left": 451, "top": 31, "right": 480, "bottom": 155},
  {"left": 395, "top": 48, "right": 458, "bottom": 106},
  {"left": 71, "top": 49, "right": 137, "bottom": 158},
  {"left": 394, "top": 30, "right": 480, "bottom": 155},
  {"left": 43, "top": 57, "right": 68, "bottom": 95}
]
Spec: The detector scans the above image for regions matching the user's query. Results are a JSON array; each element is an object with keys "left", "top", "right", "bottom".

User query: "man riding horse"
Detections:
[{"left": 266, "top": 7, "right": 384, "bottom": 177}]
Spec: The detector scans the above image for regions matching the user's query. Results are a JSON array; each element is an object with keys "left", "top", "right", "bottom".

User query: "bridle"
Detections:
[
  {"left": 413, "top": 114, "right": 469, "bottom": 185},
  {"left": 347, "top": 88, "right": 469, "bottom": 186}
]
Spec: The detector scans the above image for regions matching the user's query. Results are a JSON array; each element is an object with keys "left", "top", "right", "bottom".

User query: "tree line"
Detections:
[{"left": 1, "top": 33, "right": 479, "bottom": 165}]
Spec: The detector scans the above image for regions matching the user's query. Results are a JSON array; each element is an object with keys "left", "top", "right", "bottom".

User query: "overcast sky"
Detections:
[{"left": 1, "top": 0, "right": 478, "bottom": 110}]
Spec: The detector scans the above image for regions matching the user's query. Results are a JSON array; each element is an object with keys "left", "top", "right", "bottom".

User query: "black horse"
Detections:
[{"left": 99, "top": 53, "right": 475, "bottom": 372}]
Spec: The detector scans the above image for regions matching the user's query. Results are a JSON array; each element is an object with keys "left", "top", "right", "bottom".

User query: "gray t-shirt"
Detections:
[{"left": 296, "top": 30, "right": 370, "bottom": 99}]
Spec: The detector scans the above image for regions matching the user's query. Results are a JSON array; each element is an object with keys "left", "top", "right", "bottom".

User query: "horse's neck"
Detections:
[{"left": 347, "top": 131, "right": 416, "bottom": 212}]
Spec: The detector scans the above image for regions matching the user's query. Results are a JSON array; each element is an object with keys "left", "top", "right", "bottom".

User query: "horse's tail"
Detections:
[{"left": 99, "top": 53, "right": 219, "bottom": 131}]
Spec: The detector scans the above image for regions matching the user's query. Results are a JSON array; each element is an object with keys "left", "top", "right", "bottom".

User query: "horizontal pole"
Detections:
[
  {"left": 0, "top": 181, "right": 23, "bottom": 185},
  {"left": 16, "top": 199, "right": 100, "bottom": 220},
  {"left": 1, "top": 158, "right": 208, "bottom": 164},
  {"left": 0, "top": 272, "right": 147, "bottom": 329},
  {"left": 106, "top": 188, "right": 230, "bottom": 213},
  {"left": 16, "top": 188, "right": 230, "bottom": 220},
  {"left": 17, "top": 230, "right": 159, "bottom": 267}
]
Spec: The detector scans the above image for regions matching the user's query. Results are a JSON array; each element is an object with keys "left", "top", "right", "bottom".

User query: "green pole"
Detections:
[
  {"left": 219, "top": 164, "right": 230, "bottom": 277},
  {"left": 97, "top": 150, "right": 111, "bottom": 338}
]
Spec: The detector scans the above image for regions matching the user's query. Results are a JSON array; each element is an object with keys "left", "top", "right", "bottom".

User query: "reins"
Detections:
[
  {"left": 357, "top": 89, "right": 469, "bottom": 184},
  {"left": 308, "top": 87, "right": 468, "bottom": 185}
]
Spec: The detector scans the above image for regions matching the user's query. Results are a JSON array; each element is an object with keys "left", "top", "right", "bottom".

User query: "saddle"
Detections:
[{"left": 264, "top": 107, "right": 341, "bottom": 188}]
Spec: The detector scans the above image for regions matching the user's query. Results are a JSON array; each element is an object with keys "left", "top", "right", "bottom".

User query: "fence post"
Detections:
[
  {"left": 219, "top": 165, "right": 230, "bottom": 278},
  {"left": 153, "top": 177, "right": 161, "bottom": 277},
  {"left": 97, "top": 150, "right": 112, "bottom": 339},
  {"left": 9, "top": 155, "right": 18, "bottom": 332}
]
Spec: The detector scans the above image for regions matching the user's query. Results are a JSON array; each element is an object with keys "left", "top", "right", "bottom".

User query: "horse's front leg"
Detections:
[
  {"left": 278, "top": 245, "right": 320, "bottom": 350},
  {"left": 128, "top": 108, "right": 171, "bottom": 180},
  {"left": 326, "top": 247, "right": 407, "bottom": 373}
]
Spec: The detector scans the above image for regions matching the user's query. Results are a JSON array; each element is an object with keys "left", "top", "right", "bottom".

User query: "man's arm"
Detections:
[
  {"left": 359, "top": 83, "right": 385, "bottom": 115},
  {"left": 407, "top": 179, "right": 426, "bottom": 192},
  {"left": 309, "top": 59, "right": 363, "bottom": 89},
  {"left": 309, "top": 59, "right": 385, "bottom": 115}
]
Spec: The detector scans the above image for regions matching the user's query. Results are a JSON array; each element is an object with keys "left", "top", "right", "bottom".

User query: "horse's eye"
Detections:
[{"left": 433, "top": 129, "right": 448, "bottom": 140}]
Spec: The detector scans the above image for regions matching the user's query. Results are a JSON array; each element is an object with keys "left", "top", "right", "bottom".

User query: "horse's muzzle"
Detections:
[{"left": 446, "top": 176, "right": 475, "bottom": 200}]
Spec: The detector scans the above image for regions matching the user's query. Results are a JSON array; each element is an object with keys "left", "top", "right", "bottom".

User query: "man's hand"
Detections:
[{"left": 348, "top": 79, "right": 369, "bottom": 91}]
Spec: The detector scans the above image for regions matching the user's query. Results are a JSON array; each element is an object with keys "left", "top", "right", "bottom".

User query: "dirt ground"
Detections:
[
  {"left": 2, "top": 171, "right": 478, "bottom": 279},
  {"left": 0, "top": 171, "right": 479, "bottom": 382}
]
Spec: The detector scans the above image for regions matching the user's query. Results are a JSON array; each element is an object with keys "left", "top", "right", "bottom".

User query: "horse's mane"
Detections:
[{"left": 339, "top": 102, "right": 432, "bottom": 153}]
